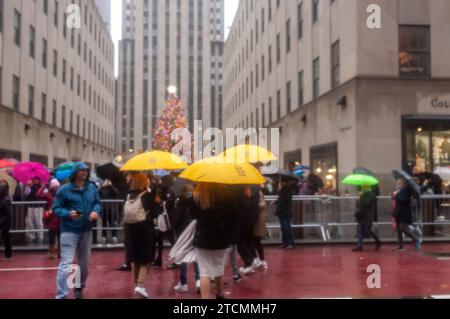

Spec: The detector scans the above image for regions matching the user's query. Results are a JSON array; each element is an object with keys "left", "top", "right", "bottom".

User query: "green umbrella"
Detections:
[{"left": 342, "top": 174, "right": 379, "bottom": 186}]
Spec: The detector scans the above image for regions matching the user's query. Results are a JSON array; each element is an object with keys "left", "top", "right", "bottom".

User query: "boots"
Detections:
[
  {"left": 48, "top": 245, "right": 57, "bottom": 260},
  {"left": 56, "top": 244, "right": 61, "bottom": 259}
]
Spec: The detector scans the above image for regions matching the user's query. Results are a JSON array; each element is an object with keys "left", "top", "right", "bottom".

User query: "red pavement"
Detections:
[{"left": 1, "top": 244, "right": 450, "bottom": 299}]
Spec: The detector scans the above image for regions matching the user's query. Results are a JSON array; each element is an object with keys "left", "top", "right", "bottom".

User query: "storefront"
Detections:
[{"left": 403, "top": 115, "right": 450, "bottom": 187}]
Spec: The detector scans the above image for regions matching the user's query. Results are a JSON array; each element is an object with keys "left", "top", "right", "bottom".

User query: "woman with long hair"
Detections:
[
  {"left": 123, "top": 173, "right": 160, "bottom": 298},
  {"left": 191, "top": 183, "right": 238, "bottom": 299}
]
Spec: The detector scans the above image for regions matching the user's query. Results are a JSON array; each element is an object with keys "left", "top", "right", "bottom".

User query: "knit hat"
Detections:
[{"left": 50, "top": 178, "right": 61, "bottom": 189}]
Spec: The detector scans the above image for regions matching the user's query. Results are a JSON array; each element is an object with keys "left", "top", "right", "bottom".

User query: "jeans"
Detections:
[
  {"left": 396, "top": 222, "right": 417, "bottom": 249},
  {"left": 279, "top": 216, "right": 294, "bottom": 247},
  {"left": 179, "top": 262, "right": 200, "bottom": 285},
  {"left": 1, "top": 227, "right": 12, "bottom": 258},
  {"left": 48, "top": 230, "right": 61, "bottom": 246},
  {"left": 25, "top": 207, "right": 44, "bottom": 242},
  {"left": 356, "top": 224, "right": 380, "bottom": 247},
  {"left": 228, "top": 245, "right": 239, "bottom": 276},
  {"left": 56, "top": 231, "right": 92, "bottom": 299},
  {"left": 254, "top": 237, "right": 265, "bottom": 261}
]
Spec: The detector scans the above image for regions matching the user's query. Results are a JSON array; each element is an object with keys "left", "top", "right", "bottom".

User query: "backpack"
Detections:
[{"left": 123, "top": 192, "right": 148, "bottom": 224}]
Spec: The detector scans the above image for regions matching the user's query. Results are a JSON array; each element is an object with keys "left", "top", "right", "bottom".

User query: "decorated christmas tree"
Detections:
[{"left": 152, "top": 95, "right": 188, "bottom": 152}]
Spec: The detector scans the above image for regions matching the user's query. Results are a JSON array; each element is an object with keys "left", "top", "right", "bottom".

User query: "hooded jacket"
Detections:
[{"left": 52, "top": 163, "right": 101, "bottom": 234}]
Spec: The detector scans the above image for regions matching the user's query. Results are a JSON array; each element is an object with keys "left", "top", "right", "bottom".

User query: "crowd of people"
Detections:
[{"left": 0, "top": 159, "right": 449, "bottom": 299}]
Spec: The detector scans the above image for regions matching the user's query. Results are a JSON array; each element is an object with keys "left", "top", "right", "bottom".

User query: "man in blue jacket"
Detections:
[{"left": 53, "top": 162, "right": 101, "bottom": 299}]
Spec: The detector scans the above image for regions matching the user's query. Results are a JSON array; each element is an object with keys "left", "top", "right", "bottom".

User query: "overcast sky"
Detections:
[{"left": 111, "top": 0, "right": 239, "bottom": 76}]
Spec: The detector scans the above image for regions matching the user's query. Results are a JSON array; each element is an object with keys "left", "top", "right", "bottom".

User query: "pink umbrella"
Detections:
[
  {"left": 0, "top": 159, "right": 18, "bottom": 170},
  {"left": 13, "top": 162, "right": 50, "bottom": 184}
]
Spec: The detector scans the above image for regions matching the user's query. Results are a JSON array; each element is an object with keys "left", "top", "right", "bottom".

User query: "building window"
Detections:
[
  {"left": 52, "top": 100, "right": 57, "bottom": 126},
  {"left": 298, "top": 70, "right": 304, "bottom": 107},
  {"left": 312, "top": 0, "right": 319, "bottom": 23},
  {"left": 313, "top": 57, "right": 320, "bottom": 98},
  {"left": 286, "top": 81, "right": 292, "bottom": 113},
  {"left": 43, "top": 0, "right": 48, "bottom": 15},
  {"left": 276, "top": 90, "right": 281, "bottom": 120},
  {"left": 12, "top": 76, "right": 20, "bottom": 111},
  {"left": 41, "top": 93, "right": 47, "bottom": 122},
  {"left": 286, "top": 19, "right": 291, "bottom": 53},
  {"left": 310, "top": 143, "right": 338, "bottom": 195},
  {"left": 269, "top": 97, "right": 273, "bottom": 124},
  {"left": 29, "top": 25, "right": 35, "bottom": 58},
  {"left": 268, "top": 45, "right": 272, "bottom": 73},
  {"left": 399, "top": 25, "right": 430, "bottom": 78},
  {"left": 14, "top": 10, "right": 21, "bottom": 47},
  {"left": 276, "top": 34, "right": 281, "bottom": 64},
  {"left": 53, "top": 50, "right": 58, "bottom": 77},
  {"left": 298, "top": 2, "right": 303, "bottom": 40},
  {"left": 62, "top": 59, "right": 66, "bottom": 84},
  {"left": 331, "top": 40, "right": 340, "bottom": 88},
  {"left": 28, "top": 85, "right": 34, "bottom": 116},
  {"left": 54, "top": 0, "right": 59, "bottom": 27},
  {"left": 42, "top": 38, "right": 47, "bottom": 68},
  {"left": 61, "top": 105, "right": 66, "bottom": 130}
]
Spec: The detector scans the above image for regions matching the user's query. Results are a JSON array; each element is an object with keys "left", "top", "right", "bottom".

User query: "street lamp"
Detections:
[{"left": 167, "top": 85, "right": 177, "bottom": 95}]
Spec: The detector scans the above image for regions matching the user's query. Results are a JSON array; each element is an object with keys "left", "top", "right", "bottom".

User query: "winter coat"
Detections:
[
  {"left": 52, "top": 163, "right": 102, "bottom": 234},
  {"left": 355, "top": 191, "right": 376, "bottom": 226},
  {"left": 394, "top": 187, "right": 414, "bottom": 225},
  {"left": 275, "top": 185, "right": 293, "bottom": 218},
  {"left": 0, "top": 190, "right": 11, "bottom": 230},
  {"left": 254, "top": 191, "right": 268, "bottom": 237},
  {"left": 191, "top": 199, "right": 238, "bottom": 250},
  {"left": 124, "top": 190, "right": 160, "bottom": 264},
  {"left": 173, "top": 196, "right": 195, "bottom": 237},
  {"left": 238, "top": 186, "right": 260, "bottom": 227},
  {"left": 99, "top": 185, "right": 119, "bottom": 200}
]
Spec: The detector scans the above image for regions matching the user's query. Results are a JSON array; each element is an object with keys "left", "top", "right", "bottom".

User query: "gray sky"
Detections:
[{"left": 111, "top": 0, "right": 239, "bottom": 76}]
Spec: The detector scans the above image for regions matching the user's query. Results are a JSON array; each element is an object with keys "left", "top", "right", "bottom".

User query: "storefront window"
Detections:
[{"left": 310, "top": 143, "right": 337, "bottom": 195}]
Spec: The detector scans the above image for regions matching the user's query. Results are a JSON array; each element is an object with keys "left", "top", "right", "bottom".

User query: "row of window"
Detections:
[{"left": 11, "top": 8, "right": 114, "bottom": 95}]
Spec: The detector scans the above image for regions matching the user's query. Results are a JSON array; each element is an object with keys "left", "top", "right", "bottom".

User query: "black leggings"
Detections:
[
  {"left": 254, "top": 236, "right": 265, "bottom": 261},
  {"left": 154, "top": 230, "right": 175, "bottom": 262},
  {"left": 1, "top": 227, "right": 12, "bottom": 258}
]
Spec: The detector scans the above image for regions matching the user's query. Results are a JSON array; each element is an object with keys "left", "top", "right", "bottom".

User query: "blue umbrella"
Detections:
[{"left": 154, "top": 169, "right": 170, "bottom": 177}]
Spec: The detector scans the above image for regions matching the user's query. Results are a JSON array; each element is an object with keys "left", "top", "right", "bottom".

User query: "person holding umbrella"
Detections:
[{"left": 53, "top": 162, "right": 101, "bottom": 299}]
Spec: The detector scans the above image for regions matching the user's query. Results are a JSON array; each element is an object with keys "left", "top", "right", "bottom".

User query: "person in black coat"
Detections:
[
  {"left": 275, "top": 179, "right": 295, "bottom": 249},
  {"left": 0, "top": 181, "right": 12, "bottom": 260},
  {"left": 352, "top": 185, "right": 381, "bottom": 252},
  {"left": 191, "top": 183, "right": 238, "bottom": 299},
  {"left": 237, "top": 185, "right": 260, "bottom": 274},
  {"left": 392, "top": 179, "right": 422, "bottom": 251}
]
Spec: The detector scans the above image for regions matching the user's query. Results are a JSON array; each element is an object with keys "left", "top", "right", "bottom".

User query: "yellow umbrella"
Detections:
[
  {"left": 179, "top": 156, "right": 265, "bottom": 185},
  {"left": 120, "top": 151, "right": 188, "bottom": 172},
  {"left": 219, "top": 144, "right": 278, "bottom": 163},
  {"left": 0, "top": 172, "right": 17, "bottom": 197}
]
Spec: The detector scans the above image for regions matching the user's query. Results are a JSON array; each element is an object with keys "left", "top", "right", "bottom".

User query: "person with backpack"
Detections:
[{"left": 123, "top": 173, "right": 160, "bottom": 299}]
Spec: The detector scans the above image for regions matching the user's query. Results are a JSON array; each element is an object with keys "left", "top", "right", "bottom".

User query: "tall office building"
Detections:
[
  {"left": 95, "top": 0, "right": 112, "bottom": 35},
  {"left": 117, "top": 0, "right": 225, "bottom": 154},
  {"left": 223, "top": 0, "right": 450, "bottom": 192},
  {"left": 0, "top": 0, "right": 116, "bottom": 168}
]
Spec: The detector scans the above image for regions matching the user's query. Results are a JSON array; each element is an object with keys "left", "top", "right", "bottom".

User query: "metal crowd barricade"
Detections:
[{"left": 4, "top": 194, "right": 450, "bottom": 249}]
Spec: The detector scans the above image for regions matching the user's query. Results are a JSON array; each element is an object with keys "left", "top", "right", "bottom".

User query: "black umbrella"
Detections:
[
  {"left": 96, "top": 162, "right": 125, "bottom": 185},
  {"left": 392, "top": 170, "right": 421, "bottom": 199}
]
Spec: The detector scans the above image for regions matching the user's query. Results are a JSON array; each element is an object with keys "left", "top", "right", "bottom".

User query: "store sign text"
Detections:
[{"left": 431, "top": 99, "right": 450, "bottom": 109}]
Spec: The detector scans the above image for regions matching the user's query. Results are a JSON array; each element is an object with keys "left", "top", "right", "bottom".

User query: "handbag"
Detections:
[{"left": 157, "top": 202, "right": 172, "bottom": 232}]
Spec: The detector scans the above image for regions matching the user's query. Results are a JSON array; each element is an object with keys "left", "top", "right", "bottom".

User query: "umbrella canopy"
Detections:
[
  {"left": 96, "top": 162, "right": 125, "bottom": 184},
  {"left": 55, "top": 169, "right": 72, "bottom": 182},
  {"left": 120, "top": 151, "right": 188, "bottom": 172},
  {"left": 353, "top": 167, "right": 376, "bottom": 177},
  {"left": 0, "top": 159, "right": 18, "bottom": 170},
  {"left": 276, "top": 169, "right": 299, "bottom": 181},
  {"left": 342, "top": 174, "right": 379, "bottom": 186},
  {"left": 219, "top": 144, "right": 278, "bottom": 163},
  {"left": 392, "top": 170, "right": 421, "bottom": 199},
  {"left": 13, "top": 162, "right": 50, "bottom": 184},
  {"left": 179, "top": 156, "right": 265, "bottom": 185},
  {"left": 0, "top": 172, "right": 17, "bottom": 197}
]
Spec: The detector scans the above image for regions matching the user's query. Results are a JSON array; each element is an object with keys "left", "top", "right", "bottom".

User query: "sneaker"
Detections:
[
  {"left": 195, "top": 280, "right": 201, "bottom": 292},
  {"left": 167, "top": 263, "right": 179, "bottom": 270},
  {"left": 100, "top": 237, "right": 107, "bottom": 245},
  {"left": 112, "top": 237, "right": 119, "bottom": 245},
  {"left": 415, "top": 238, "right": 423, "bottom": 251},
  {"left": 4, "top": 256, "right": 12, "bottom": 261},
  {"left": 260, "top": 261, "right": 269, "bottom": 269},
  {"left": 240, "top": 266, "right": 255, "bottom": 275},
  {"left": 393, "top": 247, "right": 406, "bottom": 252},
  {"left": 284, "top": 245, "right": 295, "bottom": 250},
  {"left": 352, "top": 246, "right": 363, "bottom": 252},
  {"left": 375, "top": 242, "right": 382, "bottom": 251},
  {"left": 252, "top": 258, "right": 262, "bottom": 268},
  {"left": 232, "top": 274, "right": 242, "bottom": 283},
  {"left": 174, "top": 283, "right": 188, "bottom": 293},
  {"left": 116, "top": 264, "right": 132, "bottom": 272},
  {"left": 152, "top": 260, "right": 162, "bottom": 268},
  {"left": 134, "top": 286, "right": 149, "bottom": 299},
  {"left": 74, "top": 288, "right": 83, "bottom": 299}
]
